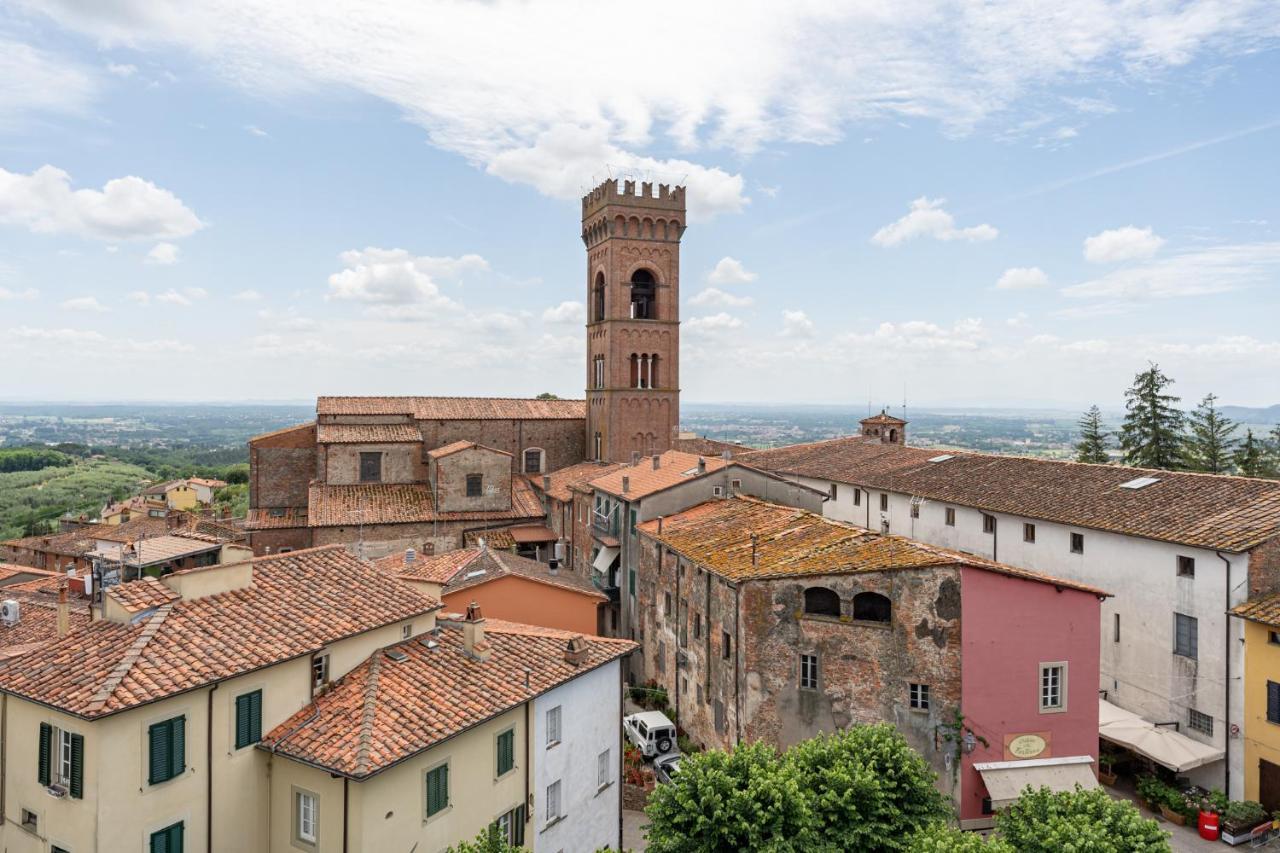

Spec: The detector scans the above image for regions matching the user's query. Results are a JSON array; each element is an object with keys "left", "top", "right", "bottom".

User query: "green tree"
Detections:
[
  {"left": 1184, "top": 393, "right": 1238, "bottom": 474},
  {"left": 536, "top": 392, "right": 561, "bottom": 400},
  {"left": 908, "top": 825, "right": 1014, "bottom": 852},
  {"left": 1266, "top": 424, "right": 1280, "bottom": 478},
  {"left": 445, "top": 826, "right": 522, "bottom": 853},
  {"left": 1075, "top": 405, "right": 1110, "bottom": 464},
  {"left": 645, "top": 740, "right": 818, "bottom": 853},
  {"left": 1235, "top": 429, "right": 1268, "bottom": 478},
  {"left": 786, "top": 724, "right": 948, "bottom": 852},
  {"left": 996, "top": 786, "right": 1169, "bottom": 852},
  {"left": 1119, "top": 363, "right": 1186, "bottom": 470}
]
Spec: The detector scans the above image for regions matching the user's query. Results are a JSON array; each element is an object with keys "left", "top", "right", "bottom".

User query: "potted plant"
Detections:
[
  {"left": 1098, "top": 750, "right": 1118, "bottom": 786},
  {"left": 1221, "top": 800, "right": 1271, "bottom": 845},
  {"left": 1135, "top": 775, "right": 1164, "bottom": 813},
  {"left": 1158, "top": 787, "right": 1188, "bottom": 826}
]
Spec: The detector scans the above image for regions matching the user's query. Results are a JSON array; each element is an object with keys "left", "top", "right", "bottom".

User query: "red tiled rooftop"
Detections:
[
  {"left": 317, "top": 396, "right": 585, "bottom": 420},
  {"left": 306, "top": 477, "right": 544, "bottom": 527},
  {"left": 535, "top": 461, "right": 627, "bottom": 503},
  {"left": 316, "top": 423, "right": 422, "bottom": 444},
  {"left": 589, "top": 450, "right": 728, "bottom": 500}
]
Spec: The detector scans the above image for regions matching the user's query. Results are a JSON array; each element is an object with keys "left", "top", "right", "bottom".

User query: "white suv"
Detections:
[{"left": 623, "top": 711, "right": 677, "bottom": 758}]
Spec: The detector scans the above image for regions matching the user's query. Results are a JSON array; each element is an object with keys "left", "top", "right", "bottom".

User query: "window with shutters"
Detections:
[
  {"left": 545, "top": 779, "right": 562, "bottom": 825},
  {"left": 1174, "top": 613, "right": 1198, "bottom": 659},
  {"left": 491, "top": 806, "right": 526, "bottom": 845},
  {"left": 294, "top": 788, "right": 318, "bottom": 846},
  {"left": 425, "top": 762, "right": 450, "bottom": 818},
  {"left": 235, "top": 689, "right": 263, "bottom": 749},
  {"left": 150, "top": 821, "right": 184, "bottom": 853},
  {"left": 38, "top": 722, "right": 83, "bottom": 798},
  {"left": 148, "top": 716, "right": 186, "bottom": 785},
  {"left": 1267, "top": 681, "right": 1280, "bottom": 724},
  {"left": 597, "top": 748, "right": 611, "bottom": 790},
  {"left": 496, "top": 728, "right": 516, "bottom": 777},
  {"left": 546, "top": 706, "right": 562, "bottom": 747}
]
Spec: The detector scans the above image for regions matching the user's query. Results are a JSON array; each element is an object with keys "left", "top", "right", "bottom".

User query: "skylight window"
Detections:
[
  {"left": 464, "top": 569, "right": 487, "bottom": 579},
  {"left": 928, "top": 454, "right": 955, "bottom": 463},
  {"left": 1119, "top": 477, "right": 1160, "bottom": 490},
  {"left": 681, "top": 467, "right": 700, "bottom": 476}
]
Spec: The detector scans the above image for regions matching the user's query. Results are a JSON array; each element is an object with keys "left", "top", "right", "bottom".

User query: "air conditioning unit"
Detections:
[{"left": 0, "top": 599, "right": 19, "bottom": 625}]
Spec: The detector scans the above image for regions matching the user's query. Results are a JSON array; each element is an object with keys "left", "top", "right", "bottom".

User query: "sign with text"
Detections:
[{"left": 1003, "top": 732, "right": 1051, "bottom": 761}]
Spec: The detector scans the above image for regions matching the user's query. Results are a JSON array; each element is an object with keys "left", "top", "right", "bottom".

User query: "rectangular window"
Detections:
[
  {"left": 656, "top": 640, "right": 665, "bottom": 674},
  {"left": 731, "top": 478, "right": 742, "bottom": 490},
  {"left": 1268, "top": 681, "right": 1280, "bottom": 724},
  {"left": 629, "top": 568, "right": 636, "bottom": 597},
  {"left": 295, "top": 789, "right": 318, "bottom": 846},
  {"left": 945, "top": 507, "right": 955, "bottom": 526},
  {"left": 466, "top": 474, "right": 483, "bottom": 497},
  {"left": 1039, "top": 663, "right": 1066, "bottom": 712},
  {"left": 1174, "top": 613, "right": 1198, "bottom": 659},
  {"left": 235, "top": 689, "right": 263, "bottom": 749},
  {"left": 1270, "top": 631, "right": 1280, "bottom": 646},
  {"left": 148, "top": 716, "right": 186, "bottom": 785},
  {"left": 629, "top": 508, "right": 637, "bottom": 534},
  {"left": 491, "top": 806, "right": 526, "bottom": 846},
  {"left": 829, "top": 484, "right": 838, "bottom": 500},
  {"left": 546, "top": 780, "right": 562, "bottom": 824},
  {"left": 1177, "top": 555, "right": 1196, "bottom": 578},
  {"left": 38, "top": 723, "right": 84, "bottom": 798},
  {"left": 910, "top": 501, "right": 920, "bottom": 519},
  {"left": 546, "top": 706, "right": 562, "bottom": 746},
  {"left": 693, "top": 613, "right": 701, "bottom": 640},
  {"left": 722, "top": 630, "right": 732, "bottom": 660},
  {"left": 879, "top": 493, "right": 889, "bottom": 512},
  {"left": 982, "top": 514, "right": 996, "bottom": 534},
  {"left": 680, "top": 620, "right": 687, "bottom": 648},
  {"left": 425, "top": 763, "right": 449, "bottom": 817},
  {"left": 800, "top": 653, "right": 819, "bottom": 690},
  {"left": 401, "top": 623, "right": 412, "bottom": 639},
  {"left": 149, "top": 821, "right": 184, "bottom": 853},
  {"left": 714, "top": 698, "right": 726, "bottom": 734},
  {"left": 909, "top": 683, "right": 930, "bottom": 710},
  {"left": 853, "top": 489, "right": 861, "bottom": 506},
  {"left": 496, "top": 728, "right": 516, "bottom": 776},
  {"left": 312, "top": 654, "right": 330, "bottom": 690},
  {"left": 1188, "top": 708, "right": 1214, "bottom": 735},
  {"left": 1114, "top": 613, "right": 1120, "bottom": 643},
  {"left": 1023, "top": 523, "right": 1036, "bottom": 543},
  {"left": 20, "top": 808, "right": 37, "bottom": 833},
  {"left": 358, "top": 451, "right": 381, "bottom": 483},
  {"left": 1070, "top": 532, "right": 1084, "bottom": 554},
  {"left": 524, "top": 449, "right": 542, "bottom": 473},
  {"left": 664, "top": 592, "right": 672, "bottom": 616},
  {"left": 597, "top": 749, "right": 611, "bottom": 789}
]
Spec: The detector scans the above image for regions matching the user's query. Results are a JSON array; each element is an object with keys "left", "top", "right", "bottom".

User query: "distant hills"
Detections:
[{"left": 1221, "top": 405, "right": 1280, "bottom": 425}]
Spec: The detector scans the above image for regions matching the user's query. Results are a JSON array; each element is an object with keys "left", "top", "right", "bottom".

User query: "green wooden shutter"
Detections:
[
  {"left": 249, "top": 690, "right": 262, "bottom": 743},
  {"left": 235, "top": 691, "right": 262, "bottom": 748},
  {"left": 497, "top": 729, "right": 515, "bottom": 775},
  {"left": 69, "top": 733, "right": 84, "bottom": 799},
  {"left": 148, "top": 720, "right": 170, "bottom": 784},
  {"left": 171, "top": 716, "right": 185, "bottom": 776},
  {"left": 38, "top": 722, "right": 51, "bottom": 786},
  {"left": 151, "top": 822, "right": 182, "bottom": 853},
  {"left": 513, "top": 804, "right": 526, "bottom": 845},
  {"left": 150, "top": 827, "right": 168, "bottom": 853}
]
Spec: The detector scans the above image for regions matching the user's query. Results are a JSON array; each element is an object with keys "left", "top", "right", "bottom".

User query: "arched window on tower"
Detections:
[
  {"left": 803, "top": 587, "right": 841, "bottom": 617},
  {"left": 630, "top": 354, "right": 639, "bottom": 389},
  {"left": 630, "top": 269, "right": 656, "bottom": 320},
  {"left": 852, "top": 592, "right": 891, "bottom": 623},
  {"left": 650, "top": 354, "right": 659, "bottom": 389},
  {"left": 593, "top": 272, "right": 606, "bottom": 322}
]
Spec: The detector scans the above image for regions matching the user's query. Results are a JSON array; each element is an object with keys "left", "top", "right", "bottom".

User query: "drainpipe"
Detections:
[
  {"left": 864, "top": 488, "right": 870, "bottom": 530},
  {"left": 207, "top": 682, "right": 218, "bottom": 853},
  {"left": 524, "top": 699, "right": 532, "bottom": 836},
  {"left": 674, "top": 550, "right": 681, "bottom": 727},
  {"left": 617, "top": 664, "right": 624, "bottom": 851},
  {"left": 1219, "top": 550, "right": 1233, "bottom": 796},
  {"left": 342, "top": 777, "right": 349, "bottom": 853},
  {"left": 1, "top": 692, "right": 7, "bottom": 825}
]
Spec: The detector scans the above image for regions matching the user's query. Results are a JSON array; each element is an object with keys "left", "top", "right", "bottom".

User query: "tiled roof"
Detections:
[
  {"left": 124, "top": 534, "right": 224, "bottom": 566},
  {"left": 536, "top": 461, "right": 627, "bottom": 503},
  {"left": 1232, "top": 594, "right": 1280, "bottom": 628},
  {"left": 427, "top": 439, "right": 510, "bottom": 459},
  {"left": 4, "top": 516, "right": 177, "bottom": 559},
  {"left": 370, "top": 549, "right": 481, "bottom": 584},
  {"left": 0, "top": 564, "right": 61, "bottom": 588},
  {"left": 463, "top": 528, "right": 517, "bottom": 549},
  {"left": 243, "top": 507, "right": 308, "bottom": 530},
  {"left": 306, "top": 477, "right": 545, "bottom": 527},
  {"left": 316, "top": 424, "right": 422, "bottom": 444},
  {"left": 316, "top": 396, "right": 586, "bottom": 420},
  {"left": 440, "top": 548, "right": 607, "bottom": 600},
  {"left": 861, "top": 412, "right": 907, "bottom": 425},
  {"left": 260, "top": 620, "right": 634, "bottom": 778},
  {"left": 248, "top": 421, "right": 316, "bottom": 445},
  {"left": 743, "top": 437, "right": 1280, "bottom": 552},
  {"left": 0, "top": 546, "right": 440, "bottom": 718},
  {"left": 637, "top": 496, "right": 1107, "bottom": 595},
  {"left": 105, "top": 578, "right": 181, "bottom": 613},
  {"left": 671, "top": 436, "right": 752, "bottom": 457},
  {"left": 589, "top": 450, "right": 729, "bottom": 500},
  {"left": 187, "top": 477, "right": 228, "bottom": 488},
  {"left": 0, "top": 589, "right": 92, "bottom": 654}
]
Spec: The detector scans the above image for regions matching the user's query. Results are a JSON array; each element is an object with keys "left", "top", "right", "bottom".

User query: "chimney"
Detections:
[
  {"left": 722, "top": 450, "right": 732, "bottom": 462},
  {"left": 422, "top": 541, "right": 435, "bottom": 556},
  {"left": 564, "top": 634, "right": 589, "bottom": 666},
  {"left": 56, "top": 585, "right": 70, "bottom": 637},
  {"left": 631, "top": 451, "right": 640, "bottom": 466},
  {"left": 548, "top": 559, "right": 559, "bottom": 576},
  {"left": 462, "top": 601, "right": 491, "bottom": 661},
  {"left": 652, "top": 455, "right": 661, "bottom": 470},
  {"left": 478, "top": 536, "right": 487, "bottom": 552},
  {"left": 751, "top": 532, "right": 760, "bottom": 571},
  {"left": 542, "top": 475, "right": 551, "bottom": 492},
  {"left": 621, "top": 476, "right": 630, "bottom": 494},
  {"left": 404, "top": 547, "right": 416, "bottom": 565},
  {"left": 697, "top": 456, "right": 706, "bottom": 474}
]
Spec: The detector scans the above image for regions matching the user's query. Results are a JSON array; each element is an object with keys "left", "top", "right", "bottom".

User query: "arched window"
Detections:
[
  {"left": 630, "top": 269, "right": 656, "bottom": 320},
  {"left": 650, "top": 354, "right": 659, "bottom": 389},
  {"left": 593, "top": 272, "right": 606, "bottom": 322},
  {"left": 803, "top": 587, "right": 841, "bottom": 617},
  {"left": 852, "top": 592, "right": 891, "bottom": 623}
]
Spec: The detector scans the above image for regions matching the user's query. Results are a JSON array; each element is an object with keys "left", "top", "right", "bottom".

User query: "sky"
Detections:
[{"left": 1, "top": 2, "right": 1278, "bottom": 409}]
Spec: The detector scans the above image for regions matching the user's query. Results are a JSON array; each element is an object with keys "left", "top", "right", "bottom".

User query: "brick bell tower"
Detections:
[{"left": 582, "top": 178, "right": 684, "bottom": 462}]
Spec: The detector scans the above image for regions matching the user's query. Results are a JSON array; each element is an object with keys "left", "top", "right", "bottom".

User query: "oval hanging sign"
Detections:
[{"left": 1008, "top": 734, "right": 1047, "bottom": 759}]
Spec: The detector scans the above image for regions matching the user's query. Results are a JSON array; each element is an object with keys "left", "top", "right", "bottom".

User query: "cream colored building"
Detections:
[{"left": 0, "top": 546, "right": 632, "bottom": 853}]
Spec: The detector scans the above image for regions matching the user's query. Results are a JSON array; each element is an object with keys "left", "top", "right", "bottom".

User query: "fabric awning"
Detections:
[
  {"left": 592, "top": 545, "right": 619, "bottom": 574},
  {"left": 508, "top": 525, "right": 557, "bottom": 544},
  {"left": 975, "top": 756, "right": 1098, "bottom": 809},
  {"left": 1099, "top": 699, "right": 1224, "bottom": 772}
]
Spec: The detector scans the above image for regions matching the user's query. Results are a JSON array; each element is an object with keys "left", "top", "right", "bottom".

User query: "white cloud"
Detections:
[
  {"left": 1083, "top": 226, "right": 1165, "bottom": 262},
  {"left": 0, "top": 286, "right": 38, "bottom": 301},
  {"left": 145, "top": 242, "right": 181, "bottom": 264},
  {"left": 1006, "top": 311, "right": 1029, "bottom": 327},
  {"left": 327, "top": 247, "right": 481, "bottom": 307},
  {"left": 0, "top": 165, "right": 204, "bottom": 241},
  {"left": 0, "top": 37, "right": 96, "bottom": 129},
  {"left": 871, "top": 198, "right": 998, "bottom": 247},
  {"left": 843, "top": 318, "right": 987, "bottom": 352},
  {"left": 232, "top": 289, "right": 262, "bottom": 301},
  {"left": 106, "top": 62, "right": 137, "bottom": 77},
  {"left": 781, "top": 309, "right": 815, "bottom": 338},
  {"left": 245, "top": 124, "right": 270, "bottom": 137},
  {"left": 5, "top": 326, "right": 193, "bottom": 353},
  {"left": 707, "top": 257, "right": 757, "bottom": 285},
  {"left": 60, "top": 296, "right": 110, "bottom": 313},
  {"left": 686, "top": 313, "right": 744, "bottom": 334},
  {"left": 249, "top": 333, "right": 331, "bottom": 357},
  {"left": 689, "top": 288, "right": 753, "bottom": 308},
  {"left": 541, "top": 301, "right": 585, "bottom": 323},
  {"left": 995, "top": 266, "right": 1049, "bottom": 290},
  {"left": 1063, "top": 242, "right": 1280, "bottom": 300},
  {"left": 150, "top": 287, "right": 208, "bottom": 306}
]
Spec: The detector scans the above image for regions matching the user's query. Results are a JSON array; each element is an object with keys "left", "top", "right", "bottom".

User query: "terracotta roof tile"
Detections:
[
  {"left": 438, "top": 548, "right": 607, "bottom": 600},
  {"left": 535, "top": 461, "right": 627, "bottom": 503},
  {"left": 260, "top": 620, "right": 634, "bottom": 777},
  {"left": 426, "top": 440, "right": 510, "bottom": 459},
  {"left": 463, "top": 528, "right": 517, "bottom": 549},
  {"left": 317, "top": 396, "right": 585, "bottom": 420},
  {"left": 3, "top": 515, "right": 229, "bottom": 560},
  {"left": 638, "top": 496, "right": 1107, "bottom": 595},
  {"left": 244, "top": 507, "right": 308, "bottom": 530},
  {"left": 316, "top": 424, "right": 422, "bottom": 444},
  {"left": 306, "top": 477, "right": 544, "bottom": 527},
  {"left": 744, "top": 437, "right": 1280, "bottom": 552},
  {"left": 0, "top": 587, "right": 92, "bottom": 654},
  {"left": 589, "top": 450, "right": 728, "bottom": 500},
  {"left": 1232, "top": 593, "right": 1280, "bottom": 628},
  {"left": 105, "top": 578, "right": 181, "bottom": 613},
  {"left": 370, "top": 549, "right": 481, "bottom": 584},
  {"left": 0, "top": 546, "right": 441, "bottom": 718},
  {"left": 671, "top": 436, "right": 752, "bottom": 456}
]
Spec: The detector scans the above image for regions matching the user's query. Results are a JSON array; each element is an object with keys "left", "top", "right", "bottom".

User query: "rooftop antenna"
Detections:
[{"left": 903, "top": 383, "right": 908, "bottom": 423}]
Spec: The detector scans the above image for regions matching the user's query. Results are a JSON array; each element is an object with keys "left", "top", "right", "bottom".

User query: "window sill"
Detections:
[
  {"left": 1038, "top": 706, "right": 1068, "bottom": 715},
  {"left": 423, "top": 804, "right": 453, "bottom": 825},
  {"left": 494, "top": 768, "right": 518, "bottom": 782},
  {"left": 909, "top": 707, "right": 930, "bottom": 715},
  {"left": 595, "top": 781, "right": 614, "bottom": 798},
  {"left": 541, "top": 815, "right": 567, "bottom": 833}
]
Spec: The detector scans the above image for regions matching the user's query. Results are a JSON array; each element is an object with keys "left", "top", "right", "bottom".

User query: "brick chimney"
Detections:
[
  {"left": 462, "top": 601, "right": 490, "bottom": 661},
  {"left": 56, "top": 585, "right": 70, "bottom": 637},
  {"left": 697, "top": 456, "right": 706, "bottom": 474},
  {"left": 564, "top": 634, "right": 588, "bottom": 666},
  {"left": 652, "top": 455, "right": 661, "bottom": 470}
]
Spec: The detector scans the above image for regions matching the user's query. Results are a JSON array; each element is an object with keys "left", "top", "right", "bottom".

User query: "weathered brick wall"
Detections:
[
  {"left": 248, "top": 527, "right": 314, "bottom": 556},
  {"left": 249, "top": 423, "right": 316, "bottom": 509},
  {"left": 322, "top": 443, "right": 423, "bottom": 485},
  {"left": 1248, "top": 535, "right": 1280, "bottom": 598},
  {"left": 432, "top": 447, "right": 512, "bottom": 513},
  {"left": 312, "top": 520, "right": 475, "bottom": 559},
  {"left": 417, "top": 419, "right": 585, "bottom": 472}
]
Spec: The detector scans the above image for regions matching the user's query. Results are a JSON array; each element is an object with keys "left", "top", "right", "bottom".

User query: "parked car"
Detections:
[
  {"left": 623, "top": 710, "right": 677, "bottom": 758},
  {"left": 654, "top": 753, "right": 682, "bottom": 784}
]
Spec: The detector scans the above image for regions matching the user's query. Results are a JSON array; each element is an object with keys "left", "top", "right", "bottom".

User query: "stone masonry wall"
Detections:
[
  {"left": 416, "top": 419, "right": 585, "bottom": 473},
  {"left": 432, "top": 447, "right": 512, "bottom": 513}
]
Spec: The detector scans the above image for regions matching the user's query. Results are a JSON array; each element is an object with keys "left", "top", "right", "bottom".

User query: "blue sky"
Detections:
[{"left": 1, "top": 2, "right": 1278, "bottom": 408}]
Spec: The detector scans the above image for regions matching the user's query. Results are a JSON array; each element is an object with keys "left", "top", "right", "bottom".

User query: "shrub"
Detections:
[
  {"left": 996, "top": 785, "right": 1169, "bottom": 852},
  {"left": 908, "top": 825, "right": 1014, "bottom": 852},
  {"left": 445, "top": 826, "right": 521, "bottom": 852},
  {"left": 1224, "top": 799, "right": 1268, "bottom": 829}
]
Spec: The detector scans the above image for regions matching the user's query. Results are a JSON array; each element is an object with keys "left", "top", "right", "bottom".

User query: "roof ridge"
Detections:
[
  {"left": 354, "top": 653, "right": 384, "bottom": 776},
  {"left": 83, "top": 603, "right": 173, "bottom": 714}
]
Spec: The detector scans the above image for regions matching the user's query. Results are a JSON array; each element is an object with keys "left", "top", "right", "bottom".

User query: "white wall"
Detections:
[
  {"left": 532, "top": 659, "right": 621, "bottom": 853},
  {"left": 788, "top": 472, "right": 1249, "bottom": 797}
]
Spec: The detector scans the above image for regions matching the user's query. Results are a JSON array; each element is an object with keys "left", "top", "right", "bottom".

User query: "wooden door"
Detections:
[{"left": 1259, "top": 759, "right": 1280, "bottom": 814}]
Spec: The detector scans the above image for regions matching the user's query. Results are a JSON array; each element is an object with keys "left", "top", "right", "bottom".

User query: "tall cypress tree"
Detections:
[
  {"left": 1075, "top": 405, "right": 1110, "bottom": 464},
  {"left": 1119, "top": 362, "right": 1186, "bottom": 470},
  {"left": 1267, "top": 425, "right": 1280, "bottom": 479},
  {"left": 1184, "top": 393, "right": 1238, "bottom": 474},
  {"left": 1236, "top": 429, "right": 1268, "bottom": 478}
]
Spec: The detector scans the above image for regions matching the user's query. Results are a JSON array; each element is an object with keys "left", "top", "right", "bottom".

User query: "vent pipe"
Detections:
[{"left": 621, "top": 476, "right": 630, "bottom": 494}]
